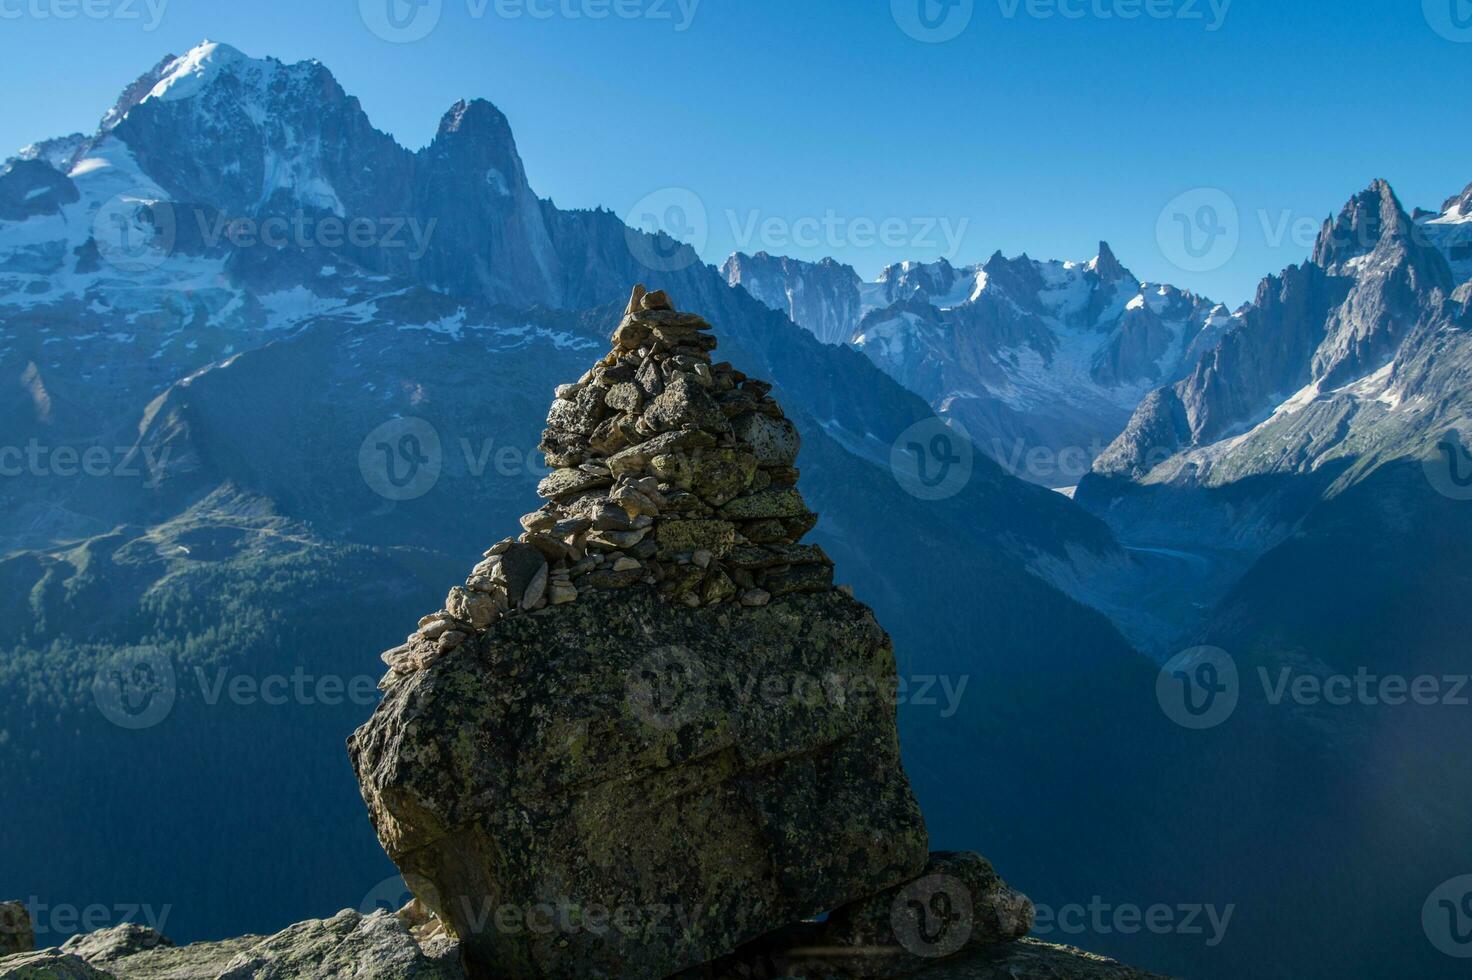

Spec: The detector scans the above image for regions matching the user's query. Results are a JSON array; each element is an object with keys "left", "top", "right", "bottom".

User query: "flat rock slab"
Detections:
[
  {"left": 350, "top": 587, "right": 929, "bottom": 979},
  {"left": 29, "top": 912, "right": 460, "bottom": 980}
]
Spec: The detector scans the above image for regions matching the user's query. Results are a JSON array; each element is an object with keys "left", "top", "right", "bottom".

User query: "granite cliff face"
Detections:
[
  {"left": 1086, "top": 180, "right": 1465, "bottom": 493},
  {"left": 722, "top": 252, "right": 865, "bottom": 346}
]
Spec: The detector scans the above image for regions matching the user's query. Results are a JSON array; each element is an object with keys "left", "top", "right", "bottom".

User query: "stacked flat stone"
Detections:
[{"left": 381, "top": 285, "right": 833, "bottom": 683}]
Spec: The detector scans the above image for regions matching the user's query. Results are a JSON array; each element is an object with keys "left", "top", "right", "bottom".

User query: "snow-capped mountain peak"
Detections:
[{"left": 147, "top": 40, "right": 254, "bottom": 102}]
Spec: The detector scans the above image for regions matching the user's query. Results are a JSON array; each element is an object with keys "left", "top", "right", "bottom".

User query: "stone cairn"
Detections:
[{"left": 381, "top": 285, "right": 834, "bottom": 683}]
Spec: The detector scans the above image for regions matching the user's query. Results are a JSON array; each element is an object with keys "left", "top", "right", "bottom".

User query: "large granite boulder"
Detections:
[
  {"left": 350, "top": 586, "right": 929, "bottom": 979},
  {"left": 350, "top": 288, "right": 929, "bottom": 978}
]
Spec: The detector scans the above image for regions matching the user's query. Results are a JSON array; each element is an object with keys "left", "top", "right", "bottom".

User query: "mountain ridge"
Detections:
[{"left": 725, "top": 243, "right": 1230, "bottom": 487}]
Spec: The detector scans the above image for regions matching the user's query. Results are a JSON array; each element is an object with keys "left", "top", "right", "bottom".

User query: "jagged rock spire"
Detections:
[{"left": 382, "top": 286, "right": 833, "bottom": 680}]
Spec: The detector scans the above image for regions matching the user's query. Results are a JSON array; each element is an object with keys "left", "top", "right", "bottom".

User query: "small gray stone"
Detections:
[
  {"left": 499, "top": 543, "right": 549, "bottom": 601},
  {"left": 604, "top": 382, "right": 643, "bottom": 413},
  {"left": 641, "top": 288, "right": 674, "bottom": 311},
  {"left": 733, "top": 413, "right": 801, "bottom": 468}
]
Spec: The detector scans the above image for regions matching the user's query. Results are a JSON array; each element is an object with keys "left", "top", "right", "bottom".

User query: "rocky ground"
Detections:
[{"left": 0, "top": 910, "right": 1164, "bottom": 979}]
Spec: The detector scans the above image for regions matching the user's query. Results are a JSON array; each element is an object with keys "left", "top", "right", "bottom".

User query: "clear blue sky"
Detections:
[{"left": 3, "top": 0, "right": 1469, "bottom": 306}]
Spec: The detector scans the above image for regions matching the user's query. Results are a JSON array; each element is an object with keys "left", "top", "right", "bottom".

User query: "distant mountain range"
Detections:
[
  {"left": 725, "top": 246, "right": 1230, "bottom": 488},
  {"left": 5, "top": 39, "right": 1472, "bottom": 980}
]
